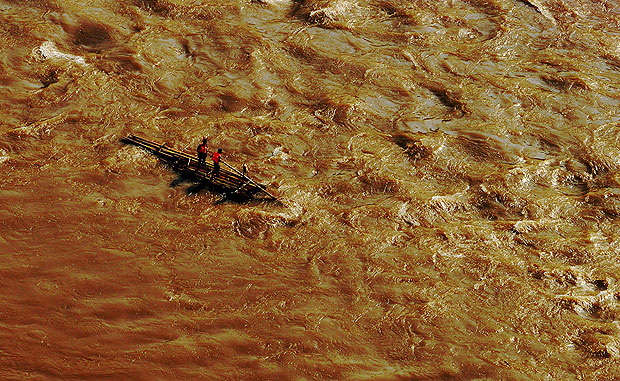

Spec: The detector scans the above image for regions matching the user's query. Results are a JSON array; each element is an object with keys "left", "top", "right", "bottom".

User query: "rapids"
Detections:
[{"left": 2, "top": 0, "right": 620, "bottom": 378}]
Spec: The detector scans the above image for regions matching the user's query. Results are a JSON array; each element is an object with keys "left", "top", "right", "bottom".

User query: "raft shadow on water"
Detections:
[
  {"left": 170, "top": 174, "right": 217, "bottom": 196},
  {"left": 170, "top": 175, "right": 208, "bottom": 194},
  {"left": 169, "top": 174, "right": 266, "bottom": 205}
]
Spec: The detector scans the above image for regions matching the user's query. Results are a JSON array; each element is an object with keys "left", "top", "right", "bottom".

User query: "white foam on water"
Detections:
[
  {"left": 270, "top": 146, "right": 289, "bottom": 161},
  {"left": 0, "top": 149, "right": 9, "bottom": 164},
  {"left": 34, "top": 41, "right": 86, "bottom": 65}
]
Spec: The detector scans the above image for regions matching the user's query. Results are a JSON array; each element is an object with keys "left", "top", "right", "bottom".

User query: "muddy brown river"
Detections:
[{"left": 2, "top": 0, "right": 620, "bottom": 379}]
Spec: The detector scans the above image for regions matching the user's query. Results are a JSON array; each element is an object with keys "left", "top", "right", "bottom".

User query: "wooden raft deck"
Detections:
[{"left": 121, "top": 134, "right": 277, "bottom": 201}]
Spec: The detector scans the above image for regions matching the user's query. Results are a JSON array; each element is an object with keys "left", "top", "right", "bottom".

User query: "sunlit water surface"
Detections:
[{"left": 2, "top": 0, "right": 620, "bottom": 378}]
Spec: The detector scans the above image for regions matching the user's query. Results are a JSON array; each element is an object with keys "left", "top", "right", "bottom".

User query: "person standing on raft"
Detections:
[
  {"left": 211, "top": 148, "right": 222, "bottom": 179},
  {"left": 197, "top": 137, "right": 208, "bottom": 167}
]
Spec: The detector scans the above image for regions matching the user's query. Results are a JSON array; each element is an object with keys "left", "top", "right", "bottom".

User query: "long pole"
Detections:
[{"left": 220, "top": 160, "right": 281, "bottom": 202}]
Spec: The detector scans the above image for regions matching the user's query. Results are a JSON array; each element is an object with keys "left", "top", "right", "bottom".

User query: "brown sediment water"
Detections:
[{"left": 2, "top": 0, "right": 620, "bottom": 378}]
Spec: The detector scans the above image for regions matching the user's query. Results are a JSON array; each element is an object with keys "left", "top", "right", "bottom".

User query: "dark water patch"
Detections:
[
  {"left": 391, "top": 133, "right": 432, "bottom": 162},
  {"left": 527, "top": 265, "right": 546, "bottom": 280},
  {"left": 1, "top": 16, "right": 30, "bottom": 37},
  {"left": 592, "top": 279, "right": 609, "bottom": 291},
  {"left": 473, "top": 186, "right": 526, "bottom": 221},
  {"left": 575, "top": 153, "right": 615, "bottom": 179},
  {"left": 528, "top": 265, "right": 583, "bottom": 289},
  {"left": 585, "top": 301, "right": 615, "bottom": 322},
  {"left": 290, "top": 0, "right": 335, "bottom": 28},
  {"left": 602, "top": 53, "right": 620, "bottom": 71},
  {"left": 555, "top": 174, "right": 590, "bottom": 196},
  {"left": 131, "top": 23, "right": 145, "bottom": 33},
  {"left": 572, "top": 329, "right": 613, "bottom": 359},
  {"left": 584, "top": 190, "right": 620, "bottom": 219},
  {"left": 179, "top": 38, "right": 194, "bottom": 58},
  {"left": 528, "top": 266, "right": 613, "bottom": 298},
  {"left": 356, "top": 171, "right": 400, "bottom": 195},
  {"left": 541, "top": 73, "right": 589, "bottom": 91},
  {"left": 538, "top": 53, "right": 578, "bottom": 71},
  {"left": 424, "top": 82, "right": 468, "bottom": 114},
  {"left": 72, "top": 21, "right": 114, "bottom": 51},
  {"left": 536, "top": 134, "right": 564, "bottom": 154},
  {"left": 562, "top": 149, "right": 620, "bottom": 194},
  {"left": 39, "top": 69, "right": 58, "bottom": 88},
  {"left": 311, "top": 100, "right": 356, "bottom": 126},
  {"left": 134, "top": 0, "right": 170, "bottom": 17},
  {"left": 451, "top": 132, "right": 511, "bottom": 163},
  {"left": 217, "top": 92, "right": 246, "bottom": 112},
  {"left": 375, "top": 1, "right": 417, "bottom": 25}
]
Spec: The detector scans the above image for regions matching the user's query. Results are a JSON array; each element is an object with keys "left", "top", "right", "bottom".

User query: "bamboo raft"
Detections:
[{"left": 121, "top": 134, "right": 279, "bottom": 202}]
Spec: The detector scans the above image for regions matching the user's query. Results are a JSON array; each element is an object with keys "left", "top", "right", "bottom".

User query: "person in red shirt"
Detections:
[
  {"left": 196, "top": 137, "right": 208, "bottom": 167},
  {"left": 211, "top": 148, "right": 222, "bottom": 178}
]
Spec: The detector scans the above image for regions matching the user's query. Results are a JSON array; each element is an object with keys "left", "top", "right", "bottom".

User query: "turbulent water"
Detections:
[{"left": 2, "top": 0, "right": 620, "bottom": 378}]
